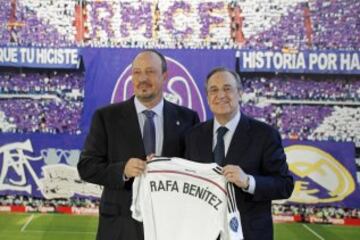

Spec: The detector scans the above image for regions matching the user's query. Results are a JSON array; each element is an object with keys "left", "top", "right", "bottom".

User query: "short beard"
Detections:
[{"left": 137, "top": 93, "right": 155, "bottom": 102}]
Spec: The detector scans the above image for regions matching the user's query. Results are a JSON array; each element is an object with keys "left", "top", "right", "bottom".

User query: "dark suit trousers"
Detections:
[{"left": 96, "top": 215, "right": 144, "bottom": 240}]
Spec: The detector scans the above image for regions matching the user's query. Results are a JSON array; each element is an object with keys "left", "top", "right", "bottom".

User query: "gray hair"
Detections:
[{"left": 205, "top": 67, "right": 242, "bottom": 90}]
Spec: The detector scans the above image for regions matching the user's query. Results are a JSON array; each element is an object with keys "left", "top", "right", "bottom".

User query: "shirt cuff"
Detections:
[
  {"left": 242, "top": 175, "right": 255, "bottom": 194},
  {"left": 123, "top": 174, "right": 130, "bottom": 182}
]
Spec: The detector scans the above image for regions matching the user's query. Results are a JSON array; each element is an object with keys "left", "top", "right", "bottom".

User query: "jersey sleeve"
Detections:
[
  {"left": 131, "top": 175, "right": 144, "bottom": 222},
  {"left": 130, "top": 166, "right": 157, "bottom": 240},
  {"left": 221, "top": 182, "right": 244, "bottom": 240}
]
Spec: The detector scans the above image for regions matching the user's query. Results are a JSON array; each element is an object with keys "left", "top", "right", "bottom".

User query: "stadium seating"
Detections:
[
  {"left": 0, "top": 0, "right": 358, "bottom": 49},
  {"left": 0, "top": 71, "right": 84, "bottom": 134},
  {"left": 241, "top": 74, "right": 360, "bottom": 145},
  {"left": 242, "top": 75, "right": 360, "bottom": 101}
]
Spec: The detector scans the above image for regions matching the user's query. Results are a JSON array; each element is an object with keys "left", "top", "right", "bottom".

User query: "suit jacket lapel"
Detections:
[
  {"left": 225, "top": 113, "right": 251, "bottom": 165},
  {"left": 200, "top": 121, "right": 214, "bottom": 163},
  {"left": 162, "top": 100, "right": 177, "bottom": 156},
  {"left": 121, "top": 97, "right": 145, "bottom": 156}
]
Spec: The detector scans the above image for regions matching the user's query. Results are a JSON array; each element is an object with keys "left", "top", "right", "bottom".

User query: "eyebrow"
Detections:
[
  {"left": 209, "top": 84, "right": 233, "bottom": 88},
  {"left": 132, "top": 67, "right": 156, "bottom": 70}
]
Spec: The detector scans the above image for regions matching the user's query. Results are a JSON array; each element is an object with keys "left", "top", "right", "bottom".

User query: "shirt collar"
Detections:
[
  {"left": 214, "top": 111, "right": 241, "bottom": 134},
  {"left": 134, "top": 96, "right": 164, "bottom": 116}
]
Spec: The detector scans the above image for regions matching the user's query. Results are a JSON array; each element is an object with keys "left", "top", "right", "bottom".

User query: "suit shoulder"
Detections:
[
  {"left": 187, "top": 120, "right": 211, "bottom": 135},
  {"left": 246, "top": 114, "right": 281, "bottom": 136},
  {"left": 165, "top": 101, "right": 200, "bottom": 124},
  {"left": 94, "top": 99, "right": 133, "bottom": 118},
  {"left": 167, "top": 101, "right": 198, "bottom": 115},
  {"left": 191, "top": 121, "right": 209, "bottom": 129},
  {"left": 98, "top": 98, "right": 132, "bottom": 112}
]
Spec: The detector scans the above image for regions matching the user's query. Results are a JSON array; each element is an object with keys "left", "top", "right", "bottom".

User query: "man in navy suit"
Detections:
[
  {"left": 185, "top": 67, "right": 293, "bottom": 240},
  {"left": 78, "top": 50, "right": 199, "bottom": 240}
]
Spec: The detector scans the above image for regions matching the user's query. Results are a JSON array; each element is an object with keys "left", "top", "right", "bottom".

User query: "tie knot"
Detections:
[
  {"left": 217, "top": 126, "right": 228, "bottom": 138},
  {"left": 143, "top": 110, "right": 155, "bottom": 119}
]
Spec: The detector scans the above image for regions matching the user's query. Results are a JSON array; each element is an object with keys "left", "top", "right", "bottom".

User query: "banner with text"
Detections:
[
  {"left": 237, "top": 50, "right": 360, "bottom": 74},
  {"left": 0, "top": 46, "right": 80, "bottom": 69}
]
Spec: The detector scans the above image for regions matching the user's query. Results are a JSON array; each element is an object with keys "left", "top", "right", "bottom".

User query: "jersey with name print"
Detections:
[{"left": 131, "top": 157, "right": 243, "bottom": 240}]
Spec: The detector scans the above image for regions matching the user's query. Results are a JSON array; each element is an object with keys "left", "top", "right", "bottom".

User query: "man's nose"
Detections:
[
  {"left": 138, "top": 72, "right": 148, "bottom": 82},
  {"left": 217, "top": 89, "right": 226, "bottom": 98}
]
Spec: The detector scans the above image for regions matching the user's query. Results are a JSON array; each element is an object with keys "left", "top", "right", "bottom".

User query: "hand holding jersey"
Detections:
[
  {"left": 124, "top": 154, "right": 155, "bottom": 179},
  {"left": 222, "top": 165, "right": 249, "bottom": 190},
  {"left": 124, "top": 158, "right": 147, "bottom": 178},
  {"left": 131, "top": 157, "right": 243, "bottom": 240}
]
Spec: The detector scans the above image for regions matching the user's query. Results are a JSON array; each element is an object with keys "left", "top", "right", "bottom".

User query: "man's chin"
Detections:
[
  {"left": 213, "top": 109, "right": 234, "bottom": 117},
  {"left": 212, "top": 106, "right": 230, "bottom": 113},
  {"left": 136, "top": 94, "right": 155, "bottom": 102}
]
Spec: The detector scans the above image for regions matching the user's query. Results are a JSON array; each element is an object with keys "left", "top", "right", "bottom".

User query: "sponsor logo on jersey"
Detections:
[{"left": 229, "top": 216, "right": 239, "bottom": 232}]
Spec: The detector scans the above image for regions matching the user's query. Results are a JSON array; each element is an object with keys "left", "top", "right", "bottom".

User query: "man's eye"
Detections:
[
  {"left": 209, "top": 89, "right": 218, "bottom": 94},
  {"left": 224, "top": 87, "right": 232, "bottom": 92}
]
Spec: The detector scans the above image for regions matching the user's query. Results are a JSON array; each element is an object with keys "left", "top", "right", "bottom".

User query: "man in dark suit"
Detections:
[
  {"left": 185, "top": 67, "right": 293, "bottom": 240},
  {"left": 78, "top": 50, "right": 199, "bottom": 240}
]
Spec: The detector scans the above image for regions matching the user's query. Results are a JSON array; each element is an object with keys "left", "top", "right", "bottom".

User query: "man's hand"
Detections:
[
  {"left": 146, "top": 154, "right": 155, "bottom": 161},
  {"left": 222, "top": 165, "right": 249, "bottom": 189},
  {"left": 124, "top": 158, "right": 146, "bottom": 178}
]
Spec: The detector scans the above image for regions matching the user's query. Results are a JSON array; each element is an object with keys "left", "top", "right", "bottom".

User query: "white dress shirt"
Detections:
[
  {"left": 213, "top": 111, "right": 256, "bottom": 194},
  {"left": 134, "top": 97, "right": 164, "bottom": 156}
]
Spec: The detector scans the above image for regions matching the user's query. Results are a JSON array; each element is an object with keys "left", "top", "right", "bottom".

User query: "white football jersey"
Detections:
[{"left": 131, "top": 157, "right": 243, "bottom": 240}]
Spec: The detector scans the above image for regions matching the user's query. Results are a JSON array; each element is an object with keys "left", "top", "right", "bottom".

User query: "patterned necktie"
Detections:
[
  {"left": 143, "top": 110, "right": 156, "bottom": 155},
  {"left": 213, "top": 126, "right": 228, "bottom": 166}
]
